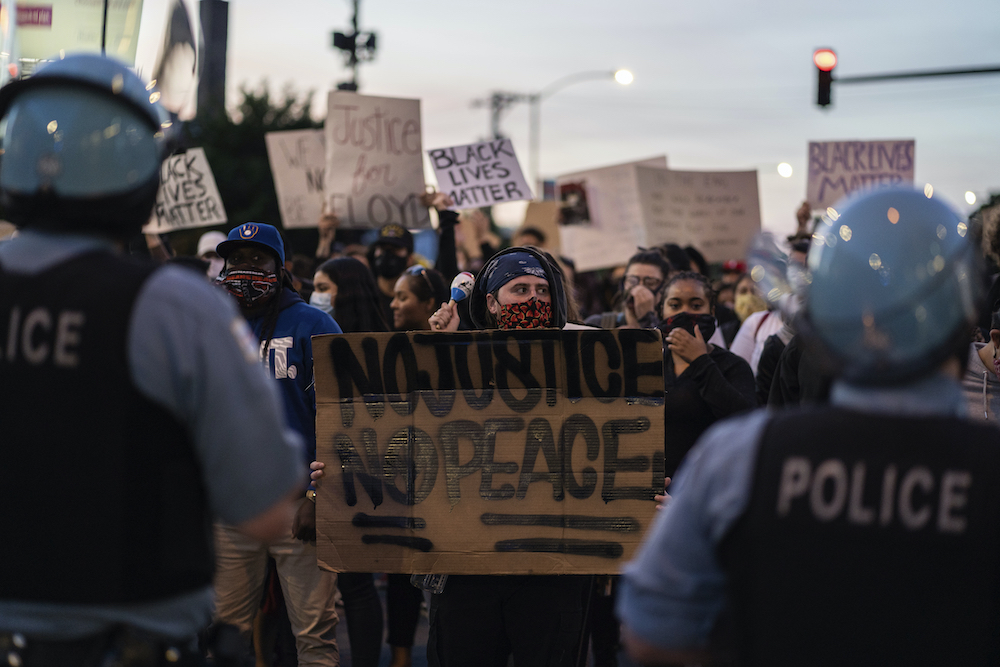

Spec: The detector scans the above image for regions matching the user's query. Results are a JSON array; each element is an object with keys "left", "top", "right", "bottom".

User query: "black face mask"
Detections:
[
  {"left": 372, "top": 252, "right": 408, "bottom": 279},
  {"left": 659, "top": 311, "right": 716, "bottom": 341}
]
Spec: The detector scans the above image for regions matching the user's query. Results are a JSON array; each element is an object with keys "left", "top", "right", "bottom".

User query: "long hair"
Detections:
[
  {"left": 318, "top": 257, "right": 389, "bottom": 333},
  {"left": 401, "top": 265, "right": 449, "bottom": 307},
  {"left": 258, "top": 268, "right": 297, "bottom": 360}
]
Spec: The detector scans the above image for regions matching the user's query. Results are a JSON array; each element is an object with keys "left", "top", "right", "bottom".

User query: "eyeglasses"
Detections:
[
  {"left": 405, "top": 265, "right": 435, "bottom": 295},
  {"left": 623, "top": 275, "right": 663, "bottom": 291}
]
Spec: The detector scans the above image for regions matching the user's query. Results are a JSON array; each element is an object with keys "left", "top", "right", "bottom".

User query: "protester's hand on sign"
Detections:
[
  {"left": 429, "top": 301, "right": 460, "bottom": 332},
  {"left": 654, "top": 477, "right": 672, "bottom": 510},
  {"left": 420, "top": 190, "right": 455, "bottom": 211},
  {"left": 309, "top": 460, "right": 326, "bottom": 487},
  {"left": 293, "top": 497, "right": 317, "bottom": 542},
  {"left": 625, "top": 285, "right": 656, "bottom": 326},
  {"left": 666, "top": 324, "right": 709, "bottom": 363}
]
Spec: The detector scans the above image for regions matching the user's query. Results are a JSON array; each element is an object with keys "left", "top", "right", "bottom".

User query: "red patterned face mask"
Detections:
[
  {"left": 496, "top": 298, "right": 553, "bottom": 330},
  {"left": 220, "top": 268, "right": 278, "bottom": 309}
]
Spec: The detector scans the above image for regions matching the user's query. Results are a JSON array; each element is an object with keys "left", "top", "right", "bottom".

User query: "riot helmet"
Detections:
[
  {"left": 803, "top": 186, "right": 981, "bottom": 385},
  {"left": 0, "top": 53, "right": 171, "bottom": 237}
]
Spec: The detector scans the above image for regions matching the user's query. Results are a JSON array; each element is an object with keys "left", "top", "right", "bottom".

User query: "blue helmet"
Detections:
[
  {"left": 0, "top": 53, "right": 172, "bottom": 236},
  {"left": 803, "top": 186, "right": 981, "bottom": 385}
]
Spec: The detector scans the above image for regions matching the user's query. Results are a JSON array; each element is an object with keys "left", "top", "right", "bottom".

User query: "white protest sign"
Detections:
[
  {"left": 324, "top": 92, "right": 430, "bottom": 229},
  {"left": 636, "top": 167, "right": 761, "bottom": 263},
  {"left": 265, "top": 129, "right": 326, "bottom": 229},
  {"left": 556, "top": 156, "right": 667, "bottom": 272},
  {"left": 807, "top": 139, "right": 915, "bottom": 210},
  {"left": 427, "top": 139, "right": 532, "bottom": 208},
  {"left": 142, "top": 148, "right": 227, "bottom": 234}
]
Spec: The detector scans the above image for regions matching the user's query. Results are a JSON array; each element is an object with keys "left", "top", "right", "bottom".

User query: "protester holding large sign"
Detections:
[{"left": 314, "top": 246, "right": 662, "bottom": 667}]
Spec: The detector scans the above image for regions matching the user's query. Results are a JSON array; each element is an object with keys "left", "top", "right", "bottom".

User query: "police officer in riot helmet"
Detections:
[
  {"left": 0, "top": 54, "right": 305, "bottom": 665},
  {"left": 618, "top": 186, "right": 1000, "bottom": 666}
]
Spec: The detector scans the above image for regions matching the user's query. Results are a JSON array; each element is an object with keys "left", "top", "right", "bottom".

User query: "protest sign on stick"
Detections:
[
  {"left": 266, "top": 129, "right": 327, "bottom": 229},
  {"left": 428, "top": 139, "right": 532, "bottom": 208},
  {"left": 142, "top": 148, "right": 227, "bottom": 234},
  {"left": 324, "top": 92, "right": 430, "bottom": 229},
  {"left": 314, "top": 329, "right": 664, "bottom": 575},
  {"left": 636, "top": 167, "right": 761, "bottom": 264},
  {"left": 807, "top": 139, "right": 915, "bottom": 210}
]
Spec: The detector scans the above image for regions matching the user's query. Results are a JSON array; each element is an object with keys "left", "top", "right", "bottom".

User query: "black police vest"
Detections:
[
  {"left": 718, "top": 407, "right": 1000, "bottom": 666},
  {"left": 0, "top": 251, "right": 214, "bottom": 604}
]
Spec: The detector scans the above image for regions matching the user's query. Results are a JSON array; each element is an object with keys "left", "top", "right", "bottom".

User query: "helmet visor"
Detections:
[{"left": 0, "top": 86, "right": 161, "bottom": 199}]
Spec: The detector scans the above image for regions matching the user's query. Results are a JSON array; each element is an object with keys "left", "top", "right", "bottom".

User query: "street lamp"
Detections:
[
  {"left": 472, "top": 70, "right": 633, "bottom": 193},
  {"left": 527, "top": 69, "right": 632, "bottom": 191}
]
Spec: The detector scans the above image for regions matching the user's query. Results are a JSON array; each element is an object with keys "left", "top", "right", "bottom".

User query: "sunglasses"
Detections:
[{"left": 405, "top": 265, "right": 435, "bottom": 295}]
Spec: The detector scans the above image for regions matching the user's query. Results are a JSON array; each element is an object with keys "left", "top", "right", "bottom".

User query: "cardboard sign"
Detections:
[
  {"left": 807, "top": 140, "right": 915, "bottom": 210},
  {"left": 324, "top": 92, "right": 430, "bottom": 229},
  {"left": 265, "top": 129, "right": 327, "bottom": 229},
  {"left": 18, "top": 0, "right": 144, "bottom": 65},
  {"left": 428, "top": 139, "right": 532, "bottom": 209},
  {"left": 142, "top": 148, "right": 227, "bottom": 234},
  {"left": 556, "top": 156, "right": 667, "bottom": 272},
  {"left": 636, "top": 167, "right": 761, "bottom": 263},
  {"left": 313, "top": 329, "right": 664, "bottom": 575}
]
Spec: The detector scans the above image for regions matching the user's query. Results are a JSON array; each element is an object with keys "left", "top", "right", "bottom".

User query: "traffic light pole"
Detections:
[
  {"left": 836, "top": 65, "right": 1000, "bottom": 84},
  {"left": 814, "top": 48, "right": 1000, "bottom": 107}
]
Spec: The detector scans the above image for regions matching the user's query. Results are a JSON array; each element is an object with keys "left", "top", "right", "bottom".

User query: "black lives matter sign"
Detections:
[
  {"left": 143, "top": 148, "right": 227, "bottom": 234},
  {"left": 428, "top": 139, "right": 533, "bottom": 208},
  {"left": 313, "top": 329, "right": 664, "bottom": 575}
]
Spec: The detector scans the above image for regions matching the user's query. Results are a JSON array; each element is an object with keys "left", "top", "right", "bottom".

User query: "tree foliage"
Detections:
[{"left": 186, "top": 84, "right": 320, "bottom": 230}]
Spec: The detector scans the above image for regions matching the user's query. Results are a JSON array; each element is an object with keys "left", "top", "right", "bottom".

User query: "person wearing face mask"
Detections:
[
  {"left": 215, "top": 222, "right": 344, "bottom": 667},
  {"left": 196, "top": 229, "right": 227, "bottom": 279},
  {"left": 584, "top": 249, "right": 672, "bottom": 329},
  {"left": 659, "top": 271, "right": 756, "bottom": 481},
  {"left": 368, "top": 223, "right": 415, "bottom": 327},
  {"left": 424, "top": 247, "right": 591, "bottom": 667}
]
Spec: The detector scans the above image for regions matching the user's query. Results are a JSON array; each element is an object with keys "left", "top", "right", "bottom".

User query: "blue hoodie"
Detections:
[{"left": 247, "top": 288, "right": 342, "bottom": 463}]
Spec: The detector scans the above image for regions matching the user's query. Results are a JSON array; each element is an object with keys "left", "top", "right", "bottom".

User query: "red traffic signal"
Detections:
[{"left": 814, "top": 48, "right": 836, "bottom": 107}]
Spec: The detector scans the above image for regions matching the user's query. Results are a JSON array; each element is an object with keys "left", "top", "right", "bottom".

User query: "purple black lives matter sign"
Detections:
[{"left": 807, "top": 139, "right": 915, "bottom": 210}]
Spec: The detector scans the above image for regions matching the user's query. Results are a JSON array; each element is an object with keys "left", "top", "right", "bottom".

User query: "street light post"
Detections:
[
  {"left": 472, "top": 69, "right": 632, "bottom": 194},
  {"left": 528, "top": 69, "right": 633, "bottom": 193}
]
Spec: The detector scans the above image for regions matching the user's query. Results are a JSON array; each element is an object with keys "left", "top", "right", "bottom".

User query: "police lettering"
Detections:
[
  {"left": 776, "top": 456, "right": 971, "bottom": 534},
  {"left": 2, "top": 306, "right": 85, "bottom": 367}
]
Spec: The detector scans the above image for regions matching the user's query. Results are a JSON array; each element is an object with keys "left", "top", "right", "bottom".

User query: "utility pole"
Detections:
[{"left": 331, "top": 0, "right": 377, "bottom": 92}]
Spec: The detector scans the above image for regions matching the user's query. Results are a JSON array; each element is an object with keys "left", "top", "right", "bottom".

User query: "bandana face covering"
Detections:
[
  {"left": 497, "top": 298, "right": 553, "bottom": 330},
  {"left": 221, "top": 268, "right": 278, "bottom": 308},
  {"left": 659, "top": 311, "right": 716, "bottom": 341}
]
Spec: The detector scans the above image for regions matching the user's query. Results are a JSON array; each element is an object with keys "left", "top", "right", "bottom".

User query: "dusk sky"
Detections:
[{"left": 154, "top": 0, "right": 1000, "bottom": 239}]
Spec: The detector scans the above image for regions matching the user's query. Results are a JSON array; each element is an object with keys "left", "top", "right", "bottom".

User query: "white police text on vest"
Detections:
[
  {"left": 776, "top": 456, "right": 970, "bottom": 534},
  {"left": 2, "top": 306, "right": 85, "bottom": 367}
]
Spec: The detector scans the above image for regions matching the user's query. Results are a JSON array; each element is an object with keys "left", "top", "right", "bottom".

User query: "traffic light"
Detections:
[{"left": 814, "top": 48, "right": 837, "bottom": 107}]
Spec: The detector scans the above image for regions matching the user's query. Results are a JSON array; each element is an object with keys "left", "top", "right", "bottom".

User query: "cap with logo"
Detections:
[
  {"left": 374, "top": 223, "right": 414, "bottom": 254},
  {"left": 217, "top": 222, "right": 286, "bottom": 264}
]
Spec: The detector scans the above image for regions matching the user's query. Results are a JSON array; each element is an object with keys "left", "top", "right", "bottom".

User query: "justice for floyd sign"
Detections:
[
  {"left": 313, "top": 329, "right": 664, "bottom": 575},
  {"left": 428, "top": 139, "right": 533, "bottom": 208},
  {"left": 807, "top": 139, "right": 915, "bottom": 210},
  {"left": 142, "top": 148, "right": 227, "bottom": 234},
  {"left": 324, "top": 92, "right": 431, "bottom": 229}
]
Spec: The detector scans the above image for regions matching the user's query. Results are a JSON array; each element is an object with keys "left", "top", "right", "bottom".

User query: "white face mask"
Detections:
[
  {"left": 206, "top": 257, "right": 224, "bottom": 279},
  {"left": 310, "top": 291, "right": 334, "bottom": 315}
]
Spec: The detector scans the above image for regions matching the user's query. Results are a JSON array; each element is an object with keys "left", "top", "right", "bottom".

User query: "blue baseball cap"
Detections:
[{"left": 217, "top": 222, "right": 286, "bottom": 264}]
